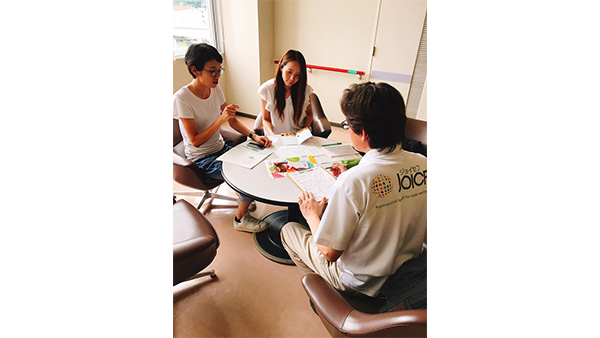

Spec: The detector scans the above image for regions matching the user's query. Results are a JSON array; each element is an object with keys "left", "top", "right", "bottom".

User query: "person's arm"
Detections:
[
  {"left": 298, "top": 191, "right": 344, "bottom": 262},
  {"left": 224, "top": 102, "right": 272, "bottom": 147},
  {"left": 303, "top": 97, "right": 314, "bottom": 129},
  {"left": 261, "top": 99, "right": 276, "bottom": 135},
  {"left": 180, "top": 103, "right": 237, "bottom": 147}
]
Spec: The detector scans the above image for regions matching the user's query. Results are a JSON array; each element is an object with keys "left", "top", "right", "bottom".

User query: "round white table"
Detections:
[{"left": 221, "top": 136, "right": 340, "bottom": 264}]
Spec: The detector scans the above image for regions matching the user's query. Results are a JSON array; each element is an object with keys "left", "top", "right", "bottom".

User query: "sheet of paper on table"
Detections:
[
  {"left": 287, "top": 166, "right": 337, "bottom": 202},
  {"left": 216, "top": 140, "right": 275, "bottom": 169},
  {"left": 322, "top": 144, "right": 359, "bottom": 157},
  {"left": 274, "top": 144, "right": 325, "bottom": 158}
]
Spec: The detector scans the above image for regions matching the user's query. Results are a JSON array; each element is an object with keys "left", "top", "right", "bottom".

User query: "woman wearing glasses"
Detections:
[
  {"left": 257, "top": 49, "right": 314, "bottom": 135},
  {"left": 173, "top": 43, "right": 272, "bottom": 233}
]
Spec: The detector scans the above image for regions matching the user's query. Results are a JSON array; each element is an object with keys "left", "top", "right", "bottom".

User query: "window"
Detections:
[{"left": 173, "top": 0, "right": 223, "bottom": 59}]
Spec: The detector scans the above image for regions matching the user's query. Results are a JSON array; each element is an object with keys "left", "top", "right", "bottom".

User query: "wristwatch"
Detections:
[{"left": 248, "top": 131, "right": 256, "bottom": 139}]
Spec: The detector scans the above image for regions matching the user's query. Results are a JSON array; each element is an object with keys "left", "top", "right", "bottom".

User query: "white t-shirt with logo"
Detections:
[
  {"left": 314, "top": 147, "right": 427, "bottom": 297},
  {"left": 173, "top": 85, "right": 226, "bottom": 161},
  {"left": 258, "top": 78, "right": 313, "bottom": 134}
]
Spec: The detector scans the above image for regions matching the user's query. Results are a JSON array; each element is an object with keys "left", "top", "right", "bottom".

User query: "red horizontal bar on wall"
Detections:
[{"left": 274, "top": 60, "right": 365, "bottom": 76}]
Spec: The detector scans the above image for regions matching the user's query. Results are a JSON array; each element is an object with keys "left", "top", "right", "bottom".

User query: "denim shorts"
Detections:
[
  {"left": 193, "top": 144, "right": 252, "bottom": 203},
  {"left": 193, "top": 144, "right": 232, "bottom": 181}
]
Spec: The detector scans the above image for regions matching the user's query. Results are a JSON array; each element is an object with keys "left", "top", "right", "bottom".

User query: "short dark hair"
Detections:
[
  {"left": 340, "top": 82, "right": 406, "bottom": 153},
  {"left": 184, "top": 43, "right": 223, "bottom": 78}
]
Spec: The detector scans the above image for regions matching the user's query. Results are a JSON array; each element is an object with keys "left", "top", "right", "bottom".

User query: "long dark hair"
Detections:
[{"left": 274, "top": 50, "right": 308, "bottom": 125}]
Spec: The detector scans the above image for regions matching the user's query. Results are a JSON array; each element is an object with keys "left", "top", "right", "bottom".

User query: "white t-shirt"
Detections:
[
  {"left": 173, "top": 85, "right": 226, "bottom": 161},
  {"left": 258, "top": 78, "right": 314, "bottom": 134},
  {"left": 314, "top": 147, "right": 427, "bottom": 297}
]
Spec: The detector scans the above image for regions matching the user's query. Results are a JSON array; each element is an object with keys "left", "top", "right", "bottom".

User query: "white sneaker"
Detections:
[
  {"left": 233, "top": 213, "right": 269, "bottom": 233},
  {"left": 248, "top": 201, "right": 257, "bottom": 212}
]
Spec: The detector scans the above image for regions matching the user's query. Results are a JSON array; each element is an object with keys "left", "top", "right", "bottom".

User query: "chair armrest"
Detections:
[
  {"left": 173, "top": 236, "right": 216, "bottom": 262},
  {"left": 220, "top": 127, "right": 246, "bottom": 147},
  {"left": 310, "top": 93, "right": 331, "bottom": 138},
  {"left": 173, "top": 152, "right": 221, "bottom": 190},
  {"left": 173, "top": 152, "right": 194, "bottom": 167},
  {"left": 301, "top": 273, "right": 427, "bottom": 336},
  {"left": 301, "top": 274, "right": 356, "bottom": 329},
  {"left": 253, "top": 112, "right": 265, "bottom": 135}
]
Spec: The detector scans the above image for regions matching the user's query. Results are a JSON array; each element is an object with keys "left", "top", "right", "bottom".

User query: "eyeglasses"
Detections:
[
  {"left": 341, "top": 120, "right": 350, "bottom": 130},
  {"left": 203, "top": 67, "right": 225, "bottom": 78}
]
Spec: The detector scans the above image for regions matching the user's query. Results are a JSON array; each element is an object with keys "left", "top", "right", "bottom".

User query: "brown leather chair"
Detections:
[
  {"left": 173, "top": 118, "right": 246, "bottom": 210},
  {"left": 253, "top": 93, "right": 332, "bottom": 138},
  {"left": 404, "top": 117, "right": 427, "bottom": 156},
  {"left": 301, "top": 273, "right": 427, "bottom": 337},
  {"left": 173, "top": 199, "right": 220, "bottom": 285}
]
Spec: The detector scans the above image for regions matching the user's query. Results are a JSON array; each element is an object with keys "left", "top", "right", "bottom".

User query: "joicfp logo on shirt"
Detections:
[
  {"left": 371, "top": 174, "right": 393, "bottom": 198},
  {"left": 372, "top": 166, "right": 427, "bottom": 199}
]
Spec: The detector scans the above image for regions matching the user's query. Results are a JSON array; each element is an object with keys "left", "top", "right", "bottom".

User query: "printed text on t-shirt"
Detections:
[{"left": 397, "top": 165, "right": 427, "bottom": 192}]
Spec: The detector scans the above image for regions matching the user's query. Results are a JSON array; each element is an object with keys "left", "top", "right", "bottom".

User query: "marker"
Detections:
[{"left": 322, "top": 142, "right": 342, "bottom": 147}]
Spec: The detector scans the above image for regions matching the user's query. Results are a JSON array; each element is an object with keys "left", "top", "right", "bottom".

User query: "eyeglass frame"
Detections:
[
  {"left": 202, "top": 67, "right": 225, "bottom": 78},
  {"left": 341, "top": 119, "right": 350, "bottom": 130}
]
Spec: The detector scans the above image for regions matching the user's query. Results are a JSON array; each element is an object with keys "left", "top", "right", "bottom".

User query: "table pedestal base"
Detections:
[{"left": 253, "top": 207, "right": 308, "bottom": 265}]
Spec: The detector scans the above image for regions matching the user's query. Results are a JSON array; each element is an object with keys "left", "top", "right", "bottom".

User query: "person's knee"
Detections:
[
  {"left": 280, "top": 222, "right": 292, "bottom": 244},
  {"left": 281, "top": 221, "right": 302, "bottom": 246},
  {"left": 238, "top": 193, "right": 253, "bottom": 203}
]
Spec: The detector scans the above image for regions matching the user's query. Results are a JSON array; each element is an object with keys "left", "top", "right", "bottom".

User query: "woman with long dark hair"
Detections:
[{"left": 258, "top": 50, "right": 314, "bottom": 135}]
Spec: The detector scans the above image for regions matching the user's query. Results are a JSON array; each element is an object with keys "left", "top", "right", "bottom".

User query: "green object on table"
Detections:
[{"left": 341, "top": 158, "right": 361, "bottom": 169}]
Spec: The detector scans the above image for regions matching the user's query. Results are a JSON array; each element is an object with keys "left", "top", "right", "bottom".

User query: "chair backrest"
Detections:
[
  {"left": 301, "top": 273, "right": 427, "bottom": 337},
  {"left": 405, "top": 118, "right": 426, "bottom": 146},
  {"left": 174, "top": 118, "right": 184, "bottom": 147},
  {"left": 173, "top": 199, "right": 219, "bottom": 285},
  {"left": 172, "top": 118, "right": 223, "bottom": 191},
  {"left": 403, "top": 118, "right": 427, "bottom": 157},
  {"left": 253, "top": 93, "right": 331, "bottom": 138}
]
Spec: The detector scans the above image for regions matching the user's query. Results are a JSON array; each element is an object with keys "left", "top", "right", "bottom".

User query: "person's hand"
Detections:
[
  {"left": 219, "top": 104, "right": 239, "bottom": 124},
  {"left": 252, "top": 134, "right": 272, "bottom": 147},
  {"left": 298, "top": 191, "right": 326, "bottom": 221},
  {"left": 328, "top": 162, "right": 347, "bottom": 178}
]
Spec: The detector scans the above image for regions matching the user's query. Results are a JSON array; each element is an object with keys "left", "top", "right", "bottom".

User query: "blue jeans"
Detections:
[{"left": 193, "top": 144, "right": 253, "bottom": 203}]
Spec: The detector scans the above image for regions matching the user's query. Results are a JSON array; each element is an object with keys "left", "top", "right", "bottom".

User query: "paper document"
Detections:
[
  {"left": 216, "top": 140, "right": 275, "bottom": 169},
  {"left": 288, "top": 167, "right": 337, "bottom": 201},
  {"left": 274, "top": 145, "right": 325, "bottom": 158},
  {"left": 281, "top": 128, "right": 313, "bottom": 145},
  {"left": 322, "top": 144, "right": 359, "bottom": 157}
]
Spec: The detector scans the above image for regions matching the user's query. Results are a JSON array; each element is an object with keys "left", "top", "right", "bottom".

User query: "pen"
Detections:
[{"left": 322, "top": 142, "right": 342, "bottom": 147}]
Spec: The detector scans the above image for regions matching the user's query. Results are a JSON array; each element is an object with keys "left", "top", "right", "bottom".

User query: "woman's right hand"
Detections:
[{"left": 219, "top": 104, "right": 239, "bottom": 124}]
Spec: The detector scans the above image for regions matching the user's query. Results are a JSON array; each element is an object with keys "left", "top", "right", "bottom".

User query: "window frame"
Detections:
[{"left": 173, "top": 0, "right": 224, "bottom": 60}]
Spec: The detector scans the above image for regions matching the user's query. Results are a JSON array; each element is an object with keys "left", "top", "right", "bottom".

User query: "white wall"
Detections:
[
  {"left": 257, "top": 0, "right": 275, "bottom": 87},
  {"left": 220, "top": 0, "right": 261, "bottom": 113},
  {"left": 273, "top": 0, "right": 380, "bottom": 123},
  {"left": 173, "top": 59, "right": 189, "bottom": 94}
]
